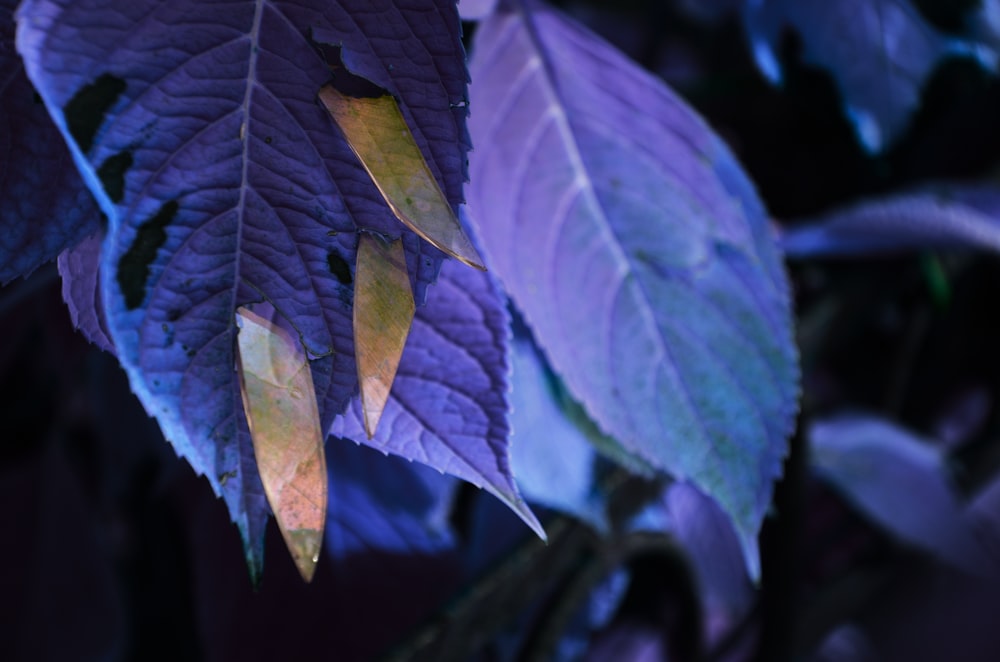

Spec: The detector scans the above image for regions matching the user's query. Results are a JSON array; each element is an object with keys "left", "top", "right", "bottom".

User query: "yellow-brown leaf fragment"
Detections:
[
  {"left": 236, "top": 304, "right": 327, "bottom": 582},
  {"left": 354, "top": 234, "right": 415, "bottom": 438},
  {"left": 319, "top": 84, "right": 485, "bottom": 270}
]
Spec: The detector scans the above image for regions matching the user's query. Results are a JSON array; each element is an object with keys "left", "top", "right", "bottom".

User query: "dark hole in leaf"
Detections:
[
  {"left": 117, "top": 200, "right": 178, "bottom": 310},
  {"left": 313, "top": 42, "right": 389, "bottom": 99},
  {"left": 63, "top": 73, "right": 126, "bottom": 154},
  {"left": 96, "top": 150, "right": 133, "bottom": 204},
  {"left": 327, "top": 252, "right": 352, "bottom": 285}
]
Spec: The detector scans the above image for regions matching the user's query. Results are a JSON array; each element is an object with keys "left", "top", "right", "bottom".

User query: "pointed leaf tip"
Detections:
[
  {"left": 354, "top": 235, "right": 415, "bottom": 439},
  {"left": 319, "top": 84, "right": 485, "bottom": 270},
  {"left": 236, "top": 304, "right": 327, "bottom": 582}
]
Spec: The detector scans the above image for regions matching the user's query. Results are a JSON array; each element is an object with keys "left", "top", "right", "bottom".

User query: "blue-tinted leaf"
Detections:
[
  {"left": 508, "top": 317, "right": 652, "bottom": 532},
  {"left": 813, "top": 625, "right": 879, "bottom": 662},
  {"left": 743, "top": 0, "right": 995, "bottom": 152},
  {"left": 665, "top": 482, "right": 754, "bottom": 643},
  {"left": 58, "top": 232, "right": 115, "bottom": 353},
  {"left": 970, "top": 1, "right": 1000, "bottom": 50},
  {"left": 467, "top": 1, "right": 798, "bottom": 578},
  {"left": 0, "top": 0, "right": 100, "bottom": 284},
  {"left": 331, "top": 252, "right": 543, "bottom": 538},
  {"left": 810, "top": 414, "right": 992, "bottom": 573},
  {"left": 509, "top": 324, "right": 607, "bottom": 531},
  {"left": 322, "top": 439, "right": 463, "bottom": 658},
  {"left": 325, "top": 438, "right": 457, "bottom": 561},
  {"left": 17, "top": 0, "right": 468, "bottom": 573},
  {"left": 459, "top": 0, "right": 498, "bottom": 21},
  {"left": 781, "top": 184, "right": 1000, "bottom": 258}
]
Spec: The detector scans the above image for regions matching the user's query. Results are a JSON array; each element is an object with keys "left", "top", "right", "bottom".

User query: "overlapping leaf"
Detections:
[
  {"left": 781, "top": 183, "right": 1000, "bottom": 258},
  {"left": 466, "top": 1, "right": 798, "bottom": 577},
  {"left": 810, "top": 415, "right": 992, "bottom": 573},
  {"left": 508, "top": 317, "right": 651, "bottom": 531},
  {"left": 17, "top": 0, "right": 469, "bottom": 573},
  {"left": 58, "top": 232, "right": 115, "bottom": 353},
  {"left": 0, "top": 0, "right": 100, "bottom": 284},
  {"left": 743, "top": 0, "right": 995, "bottom": 152},
  {"left": 332, "top": 252, "right": 542, "bottom": 537}
]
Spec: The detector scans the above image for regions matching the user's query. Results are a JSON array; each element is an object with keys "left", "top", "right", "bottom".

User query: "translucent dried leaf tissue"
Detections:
[{"left": 236, "top": 304, "right": 327, "bottom": 582}]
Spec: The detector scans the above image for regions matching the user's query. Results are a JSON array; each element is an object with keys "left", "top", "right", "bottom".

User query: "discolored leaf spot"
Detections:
[
  {"left": 319, "top": 84, "right": 485, "bottom": 269},
  {"left": 96, "top": 150, "right": 133, "bottom": 203},
  {"left": 326, "top": 251, "right": 352, "bottom": 285},
  {"left": 116, "top": 200, "right": 177, "bottom": 310},
  {"left": 63, "top": 73, "right": 126, "bottom": 154},
  {"left": 354, "top": 234, "right": 415, "bottom": 438},
  {"left": 236, "top": 303, "right": 328, "bottom": 583}
]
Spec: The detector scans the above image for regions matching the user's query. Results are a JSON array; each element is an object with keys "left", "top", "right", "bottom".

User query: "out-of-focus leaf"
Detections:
[
  {"left": 58, "top": 232, "right": 115, "bottom": 353},
  {"left": 970, "top": 1, "right": 1000, "bottom": 50},
  {"left": 665, "top": 482, "right": 754, "bottom": 646},
  {"left": 332, "top": 251, "right": 543, "bottom": 539},
  {"left": 326, "top": 438, "right": 457, "bottom": 561},
  {"left": 585, "top": 622, "right": 669, "bottom": 662},
  {"left": 931, "top": 386, "right": 991, "bottom": 450},
  {"left": 743, "top": 0, "right": 995, "bottom": 152},
  {"left": 467, "top": 1, "right": 798, "bottom": 578},
  {"left": 812, "top": 625, "right": 879, "bottom": 662},
  {"left": 0, "top": 0, "right": 100, "bottom": 284},
  {"left": 509, "top": 325, "right": 608, "bottom": 531},
  {"left": 320, "top": 86, "right": 484, "bottom": 270},
  {"left": 17, "top": 0, "right": 468, "bottom": 574},
  {"left": 781, "top": 184, "right": 1000, "bottom": 257},
  {"left": 353, "top": 235, "right": 415, "bottom": 439},
  {"left": 509, "top": 318, "right": 651, "bottom": 532},
  {"left": 809, "top": 414, "right": 992, "bottom": 573},
  {"left": 459, "top": 0, "right": 498, "bottom": 21},
  {"left": 236, "top": 303, "right": 327, "bottom": 582}
]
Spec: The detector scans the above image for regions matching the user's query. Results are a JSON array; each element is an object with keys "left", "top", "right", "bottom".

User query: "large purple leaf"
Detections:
[
  {"left": 809, "top": 414, "right": 992, "bottom": 573},
  {"left": 743, "top": 0, "right": 995, "bottom": 152},
  {"left": 466, "top": 1, "right": 798, "bottom": 576},
  {"left": 781, "top": 183, "right": 1000, "bottom": 258},
  {"left": 331, "top": 251, "right": 542, "bottom": 537},
  {"left": 0, "top": 0, "right": 100, "bottom": 284},
  {"left": 17, "top": 0, "right": 469, "bottom": 573}
]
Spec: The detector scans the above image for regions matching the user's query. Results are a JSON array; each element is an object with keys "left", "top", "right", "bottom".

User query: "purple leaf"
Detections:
[
  {"left": 781, "top": 183, "right": 1000, "bottom": 258},
  {"left": 585, "top": 622, "right": 670, "bottom": 662},
  {"left": 331, "top": 252, "right": 543, "bottom": 538},
  {"left": 16, "top": 0, "right": 468, "bottom": 573},
  {"left": 743, "top": 0, "right": 995, "bottom": 152},
  {"left": 0, "top": 0, "right": 100, "bottom": 284},
  {"left": 812, "top": 625, "right": 879, "bottom": 662},
  {"left": 466, "top": 1, "right": 798, "bottom": 578},
  {"left": 322, "top": 439, "right": 462, "bottom": 660},
  {"left": 809, "top": 414, "right": 992, "bottom": 573},
  {"left": 459, "top": 0, "right": 498, "bottom": 21},
  {"left": 58, "top": 232, "right": 115, "bottom": 353},
  {"left": 970, "top": 1, "right": 1000, "bottom": 50},
  {"left": 325, "top": 438, "right": 457, "bottom": 561},
  {"left": 508, "top": 319, "right": 652, "bottom": 532},
  {"left": 508, "top": 325, "right": 607, "bottom": 531},
  {"left": 665, "top": 482, "right": 754, "bottom": 645}
]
